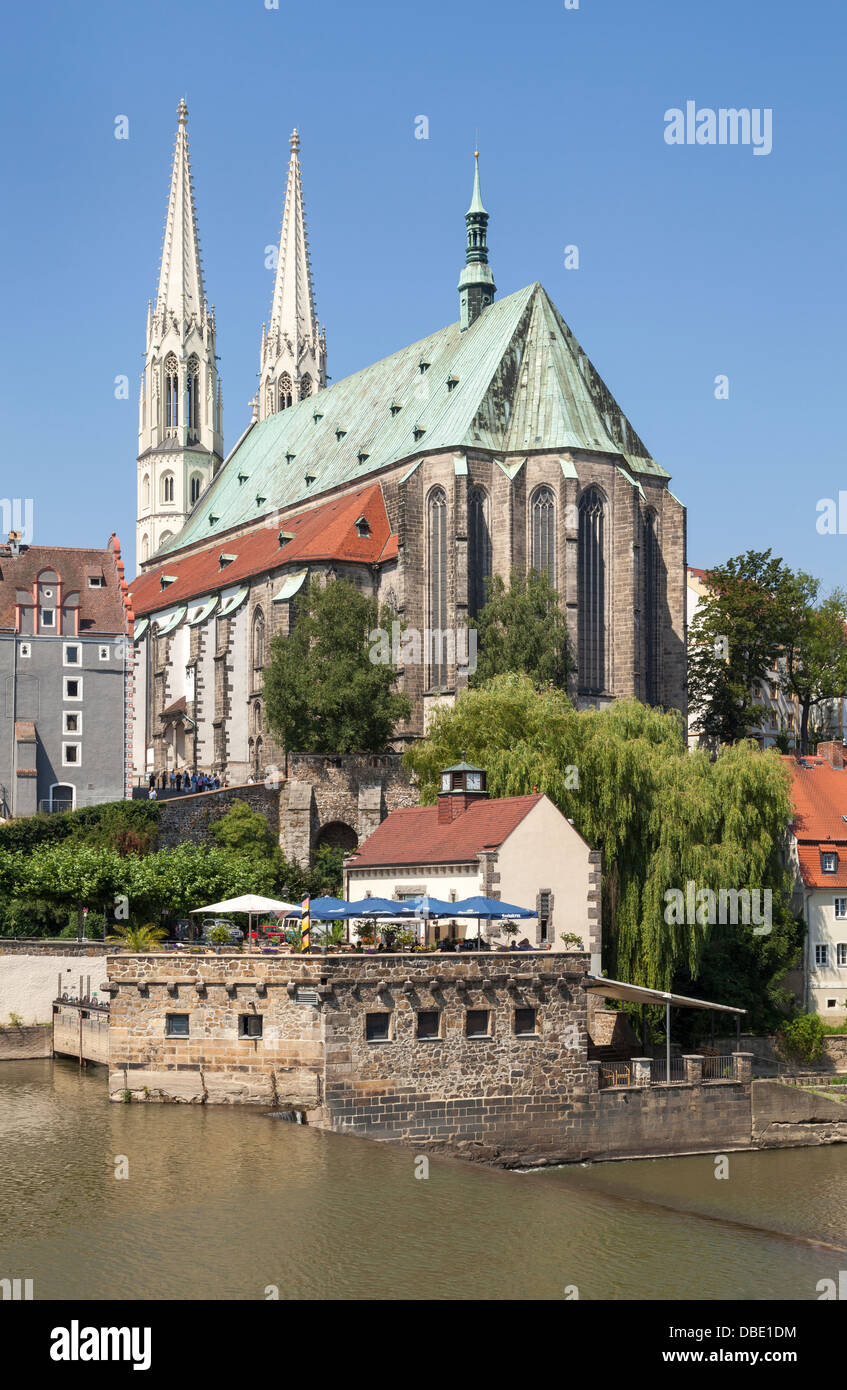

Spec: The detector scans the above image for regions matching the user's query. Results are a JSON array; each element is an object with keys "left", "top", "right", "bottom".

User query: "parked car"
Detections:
[{"left": 200, "top": 918, "right": 243, "bottom": 944}]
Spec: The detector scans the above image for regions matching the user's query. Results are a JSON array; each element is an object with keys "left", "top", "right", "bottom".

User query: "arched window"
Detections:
[
  {"left": 142, "top": 474, "right": 150, "bottom": 509},
  {"left": 427, "top": 487, "right": 448, "bottom": 689},
  {"left": 643, "top": 509, "right": 661, "bottom": 705},
  {"left": 578, "top": 487, "right": 606, "bottom": 694},
  {"left": 161, "top": 472, "right": 175, "bottom": 504},
  {"left": 299, "top": 373, "right": 312, "bottom": 400},
  {"left": 186, "top": 356, "right": 200, "bottom": 435},
  {"left": 164, "top": 353, "right": 179, "bottom": 429},
  {"left": 252, "top": 700, "right": 263, "bottom": 734},
  {"left": 141, "top": 533, "right": 149, "bottom": 562},
  {"left": 468, "top": 486, "right": 492, "bottom": 618},
  {"left": 159, "top": 531, "right": 173, "bottom": 547},
  {"left": 279, "top": 373, "right": 293, "bottom": 410},
  {"left": 189, "top": 473, "right": 202, "bottom": 506},
  {"left": 266, "top": 382, "right": 275, "bottom": 416},
  {"left": 530, "top": 486, "right": 556, "bottom": 585},
  {"left": 252, "top": 608, "right": 265, "bottom": 671}
]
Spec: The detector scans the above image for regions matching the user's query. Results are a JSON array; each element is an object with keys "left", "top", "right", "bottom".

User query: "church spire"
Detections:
[
  {"left": 136, "top": 100, "right": 223, "bottom": 569},
  {"left": 155, "top": 98, "right": 206, "bottom": 324},
  {"left": 458, "top": 150, "right": 496, "bottom": 331},
  {"left": 259, "top": 128, "right": 326, "bottom": 421}
]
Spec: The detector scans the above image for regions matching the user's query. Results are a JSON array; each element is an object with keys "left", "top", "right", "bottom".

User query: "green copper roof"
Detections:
[
  {"left": 467, "top": 153, "right": 487, "bottom": 215},
  {"left": 159, "top": 282, "right": 667, "bottom": 556}
]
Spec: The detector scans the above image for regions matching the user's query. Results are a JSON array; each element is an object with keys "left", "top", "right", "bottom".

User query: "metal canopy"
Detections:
[{"left": 581, "top": 974, "right": 746, "bottom": 1015}]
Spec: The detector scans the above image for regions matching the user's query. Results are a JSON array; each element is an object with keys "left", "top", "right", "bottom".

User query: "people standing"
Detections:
[{"left": 175, "top": 771, "right": 182, "bottom": 792}]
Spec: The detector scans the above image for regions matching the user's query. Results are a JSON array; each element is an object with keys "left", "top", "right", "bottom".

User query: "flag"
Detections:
[{"left": 301, "top": 896, "right": 310, "bottom": 951}]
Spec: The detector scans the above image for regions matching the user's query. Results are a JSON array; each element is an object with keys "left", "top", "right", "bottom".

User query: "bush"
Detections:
[{"left": 776, "top": 1014, "right": 825, "bottom": 1065}]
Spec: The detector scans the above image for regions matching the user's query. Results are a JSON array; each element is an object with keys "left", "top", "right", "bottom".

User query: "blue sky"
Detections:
[{"left": 1, "top": 0, "right": 845, "bottom": 584}]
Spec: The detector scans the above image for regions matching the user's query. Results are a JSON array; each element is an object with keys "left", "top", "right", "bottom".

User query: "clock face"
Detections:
[
  {"left": 440, "top": 773, "right": 451, "bottom": 792},
  {"left": 466, "top": 772, "right": 482, "bottom": 791}
]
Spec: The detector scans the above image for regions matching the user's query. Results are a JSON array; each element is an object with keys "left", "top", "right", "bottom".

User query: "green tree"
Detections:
[
  {"left": 780, "top": 578, "right": 847, "bottom": 753},
  {"left": 263, "top": 578, "right": 410, "bottom": 753},
  {"left": 470, "top": 569, "right": 572, "bottom": 689},
  {"left": 209, "top": 800, "right": 276, "bottom": 857},
  {"left": 688, "top": 550, "right": 796, "bottom": 745},
  {"left": 404, "top": 674, "right": 799, "bottom": 1009}
]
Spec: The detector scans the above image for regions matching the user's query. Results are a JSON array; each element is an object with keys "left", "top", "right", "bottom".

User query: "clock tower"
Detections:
[{"left": 437, "top": 755, "right": 489, "bottom": 823}]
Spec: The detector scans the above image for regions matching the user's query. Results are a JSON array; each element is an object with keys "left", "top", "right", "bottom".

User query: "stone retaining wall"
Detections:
[
  {"left": 153, "top": 783, "right": 280, "bottom": 851},
  {"left": 0, "top": 1023, "right": 51, "bottom": 1060}
]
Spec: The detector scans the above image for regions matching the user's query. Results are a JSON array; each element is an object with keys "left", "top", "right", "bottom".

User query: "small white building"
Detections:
[
  {"left": 786, "top": 744, "right": 847, "bottom": 1021},
  {"left": 344, "top": 759, "right": 601, "bottom": 966}
]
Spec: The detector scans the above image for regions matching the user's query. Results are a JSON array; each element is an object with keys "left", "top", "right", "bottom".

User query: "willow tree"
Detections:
[{"left": 404, "top": 674, "right": 799, "bottom": 1010}]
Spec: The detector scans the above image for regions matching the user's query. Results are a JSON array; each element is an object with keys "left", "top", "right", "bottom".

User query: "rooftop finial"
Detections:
[
  {"left": 177, "top": 97, "right": 188, "bottom": 125},
  {"left": 290, "top": 128, "right": 300, "bottom": 153}
]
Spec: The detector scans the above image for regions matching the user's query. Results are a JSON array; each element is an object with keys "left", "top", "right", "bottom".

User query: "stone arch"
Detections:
[{"left": 314, "top": 821, "right": 358, "bottom": 854}]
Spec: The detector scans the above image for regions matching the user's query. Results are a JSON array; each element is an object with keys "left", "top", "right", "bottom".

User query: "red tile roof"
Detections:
[
  {"left": 348, "top": 794, "right": 544, "bottom": 867},
  {"left": 785, "top": 755, "right": 847, "bottom": 886},
  {"left": 130, "top": 485, "right": 398, "bottom": 617},
  {"left": 0, "top": 535, "right": 132, "bottom": 634}
]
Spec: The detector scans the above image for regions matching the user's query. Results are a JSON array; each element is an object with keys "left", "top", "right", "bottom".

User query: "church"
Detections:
[{"left": 129, "top": 102, "right": 687, "bottom": 785}]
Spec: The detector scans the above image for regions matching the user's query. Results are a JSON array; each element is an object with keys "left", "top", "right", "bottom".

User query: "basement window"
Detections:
[
  {"left": 416, "top": 1010, "right": 440, "bottom": 1040},
  {"left": 465, "top": 1009, "right": 490, "bottom": 1039},
  {"left": 238, "top": 1014, "right": 263, "bottom": 1038},
  {"left": 365, "top": 1012, "right": 391, "bottom": 1043},
  {"left": 166, "top": 1014, "right": 189, "bottom": 1037},
  {"left": 514, "top": 1007, "right": 537, "bottom": 1037}
]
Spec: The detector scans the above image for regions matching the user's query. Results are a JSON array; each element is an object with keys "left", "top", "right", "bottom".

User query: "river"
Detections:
[{"left": 1, "top": 1059, "right": 844, "bottom": 1301}]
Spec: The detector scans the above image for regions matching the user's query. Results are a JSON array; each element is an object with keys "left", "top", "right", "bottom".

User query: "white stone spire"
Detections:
[
  {"left": 155, "top": 97, "right": 206, "bottom": 323},
  {"left": 136, "top": 100, "right": 223, "bottom": 569},
  {"left": 259, "top": 129, "right": 326, "bottom": 421}
]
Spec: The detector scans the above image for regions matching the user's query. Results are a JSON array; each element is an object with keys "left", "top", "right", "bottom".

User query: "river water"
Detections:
[{"left": 2, "top": 1059, "right": 844, "bottom": 1301}]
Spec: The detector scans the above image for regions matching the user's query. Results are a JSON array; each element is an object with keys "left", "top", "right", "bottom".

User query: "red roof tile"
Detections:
[
  {"left": 130, "top": 485, "right": 398, "bottom": 617},
  {"left": 348, "top": 794, "right": 544, "bottom": 867},
  {"left": 0, "top": 536, "right": 130, "bottom": 635},
  {"left": 784, "top": 755, "right": 847, "bottom": 886}
]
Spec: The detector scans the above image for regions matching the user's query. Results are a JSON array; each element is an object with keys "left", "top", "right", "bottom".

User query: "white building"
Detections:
[
  {"left": 785, "top": 744, "right": 847, "bottom": 1021},
  {"left": 344, "top": 759, "right": 602, "bottom": 965}
]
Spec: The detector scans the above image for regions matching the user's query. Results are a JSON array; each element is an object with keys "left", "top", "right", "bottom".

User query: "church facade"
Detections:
[{"left": 129, "top": 105, "right": 686, "bottom": 785}]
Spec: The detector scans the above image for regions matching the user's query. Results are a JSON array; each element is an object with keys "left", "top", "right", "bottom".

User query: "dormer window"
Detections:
[
  {"left": 305, "top": 473, "right": 317, "bottom": 486},
  {"left": 278, "top": 531, "right": 294, "bottom": 548},
  {"left": 446, "top": 375, "right": 459, "bottom": 392},
  {"left": 419, "top": 360, "right": 430, "bottom": 374},
  {"left": 413, "top": 424, "right": 426, "bottom": 442},
  {"left": 335, "top": 428, "right": 347, "bottom": 441},
  {"left": 357, "top": 450, "right": 369, "bottom": 465},
  {"left": 312, "top": 411, "right": 323, "bottom": 425},
  {"left": 160, "top": 574, "right": 177, "bottom": 591},
  {"left": 219, "top": 554, "right": 237, "bottom": 569},
  {"left": 208, "top": 513, "right": 220, "bottom": 526},
  {"left": 255, "top": 496, "right": 266, "bottom": 508},
  {"left": 822, "top": 851, "right": 839, "bottom": 874},
  {"left": 355, "top": 516, "right": 371, "bottom": 538},
  {"left": 237, "top": 473, "right": 249, "bottom": 485},
  {"left": 389, "top": 401, "right": 402, "bottom": 416},
  {"left": 285, "top": 451, "right": 296, "bottom": 464}
]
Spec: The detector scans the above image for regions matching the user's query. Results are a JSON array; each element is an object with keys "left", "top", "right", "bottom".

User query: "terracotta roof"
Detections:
[
  {"left": 131, "top": 484, "right": 397, "bottom": 617},
  {"left": 0, "top": 536, "right": 131, "bottom": 635},
  {"left": 348, "top": 794, "right": 544, "bottom": 868},
  {"left": 785, "top": 755, "right": 847, "bottom": 886}
]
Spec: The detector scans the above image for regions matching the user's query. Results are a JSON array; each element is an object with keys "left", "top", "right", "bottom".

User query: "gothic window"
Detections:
[
  {"left": 468, "top": 486, "right": 492, "bottom": 618},
  {"left": 299, "top": 374, "right": 312, "bottom": 400},
  {"left": 164, "top": 354, "right": 179, "bottom": 429},
  {"left": 530, "top": 486, "right": 556, "bottom": 585},
  {"left": 279, "top": 373, "right": 293, "bottom": 410},
  {"left": 159, "top": 531, "right": 173, "bottom": 547},
  {"left": 643, "top": 509, "right": 661, "bottom": 706},
  {"left": 186, "top": 356, "right": 200, "bottom": 435},
  {"left": 578, "top": 487, "right": 606, "bottom": 695},
  {"left": 161, "top": 472, "right": 175, "bottom": 504},
  {"left": 266, "top": 383, "right": 275, "bottom": 416},
  {"left": 427, "top": 487, "right": 448, "bottom": 689},
  {"left": 252, "top": 608, "right": 265, "bottom": 671},
  {"left": 141, "top": 533, "right": 149, "bottom": 562},
  {"left": 252, "top": 700, "right": 263, "bottom": 734},
  {"left": 189, "top": 473, "right": 203, "bottom": 505},
  {"left": 142, "top": 474, "right": 150, "bottom": 509}
]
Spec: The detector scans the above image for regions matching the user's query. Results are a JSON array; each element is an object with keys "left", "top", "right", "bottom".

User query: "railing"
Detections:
[
  {"left": 598, "top": 1061, "right": 632, "bottom": 1089},
  {"left": 651, "top": 1056, "right": 686, "bottom": 1085},
  {"left": 702, "top": 1053, "right": 734, "bottom": 1081}
]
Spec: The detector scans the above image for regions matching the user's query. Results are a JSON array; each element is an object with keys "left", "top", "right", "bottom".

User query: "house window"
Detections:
[
  {"left": 64, "top": 677, "right": 82, "bottom": 700},
  {"left": 465, "top": 1009, "right": 490, "bottom": 1038},
  {"left": 530, "top": 486, "right": 556, "bottom": 586},
  {"left": 538, "top": 890, "right": 551, "bottom": 944},
  {"left": 164, "top": 354, "right": 179, "bottom": 428},
  {"left": 238, "top": 1014, "right": 263, "bottom": 1038},
  {"left": 366, "top": 1012, "right": 391, "bottom": 1042},
  {"left": 40, "top": 608, "right": 55, "bottom": 627},
  {"left": 822, "top": 852, "right": 838, "bottom": 873},
  {"left": 827, "top": 999, "right": 838, "bottom": 1009},
  {"left": 190, "top": 474, "right": 203, "bottom": 505},
  {"left": 835, "top": 899, "right": 847, "bottom": 920},
  {"left": 165, "top": 1014, "right": 189, "bottom": 1037},
  {"left": 578, "top": 487, "right": 606, "bottom": 695},
  {"left": 416, "top": 1010, "right": 440, "bottom": 1039},
  {"left": 63, "top": 712, "right": 81, "bottom": 734},
  {"left": 88, "top": 575, "right": 105, "bottom": 588},
  {"left": 63, "top": 644, "right": 81, "bottom": 666},
  {"left": 838, "top": 944, "right": 847, "bottom": 967},
  {"left": 252, "top": 608, "right": 265, "bottom": 671},
  {"left": 514, "top": 1007, "right": 538, "bottom": 1036},
  {"left": 815, "top": 944, "right": 829, "bottom": 967},
  {"left": 62, "top": 743, "right": 81, "bottom": 766}
]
